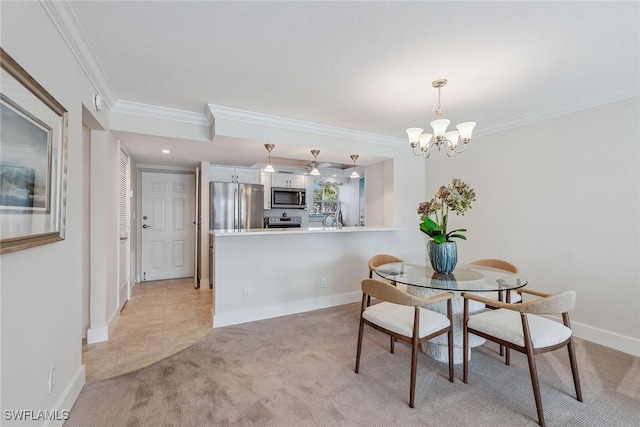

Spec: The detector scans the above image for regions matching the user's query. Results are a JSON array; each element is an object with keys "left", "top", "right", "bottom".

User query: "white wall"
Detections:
[
  {"left": 364, "top": 161, "right": 386, "bottom": 227},
  {"left": 424, "top": 97, "right": 640, "bottom": 356},
  {"left": 213, "top": 230, "right": 404, "bottom": 326},
  {"left": 1, "top": 2, "right": 112, "bottom": 423},
  {"left": 80, "top": 127, "right": 91, "bottom": 338},
  {"left": 338, "top": 178, "right": 359, "bottom": 226}
]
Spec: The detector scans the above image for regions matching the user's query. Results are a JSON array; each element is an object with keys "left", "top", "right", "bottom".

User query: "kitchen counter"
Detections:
[
  {"left": 209, "top": 225, "right": 408, "bottom": 328},
  {"left": 211, "top": 226, "right": 402, "bottom": 237}
]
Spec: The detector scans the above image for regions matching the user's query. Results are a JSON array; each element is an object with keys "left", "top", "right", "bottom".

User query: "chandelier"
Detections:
[{"left": 406, "top": 79, "right": 476, "bottom": 158}]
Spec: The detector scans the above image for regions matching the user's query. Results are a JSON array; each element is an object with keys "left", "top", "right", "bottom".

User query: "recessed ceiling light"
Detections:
[{"left": 162, "top": 149, "right": 171, "bottom": 154}]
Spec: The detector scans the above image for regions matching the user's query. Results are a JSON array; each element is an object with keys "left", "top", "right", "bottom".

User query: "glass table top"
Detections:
[{"left": 374, "top": 262, "right": 527, "bottom": 292}]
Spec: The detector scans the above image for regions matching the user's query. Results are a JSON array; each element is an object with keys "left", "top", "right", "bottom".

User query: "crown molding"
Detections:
[
  {"left": 40, "top": 0, "right": 638, "bottom": 143},
  {"left": 112, "top": 100, "right": 212, "bottom": 126},
  {"left": 475, "top": 87, "right": 639, "bottom": 138},
  {"left": 208, "top": 104, "right": 406, "bottom": 147},
  {"left": 40, "top": 0, "right": 117, "bottom": 109}
]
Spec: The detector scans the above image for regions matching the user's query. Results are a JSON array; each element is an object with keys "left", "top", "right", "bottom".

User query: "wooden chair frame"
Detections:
[{"left": 462, "top": 289, "right": 583, "bottom": 427}]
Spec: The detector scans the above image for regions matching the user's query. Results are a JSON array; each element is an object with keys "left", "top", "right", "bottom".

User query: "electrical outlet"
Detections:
[
  {"left": 320, "top": 277, "right": 327, "bottom": 288},
  {"left": 47, "top": 366, "right": 56, "bottom": 394},
  {"left": 243, "top": 288, "right": 252, "bottom": 300}
]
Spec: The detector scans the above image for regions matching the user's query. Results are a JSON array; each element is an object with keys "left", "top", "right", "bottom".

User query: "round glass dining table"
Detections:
[{"left": 375, "top": 262, "right": 527, "bottom": 364}]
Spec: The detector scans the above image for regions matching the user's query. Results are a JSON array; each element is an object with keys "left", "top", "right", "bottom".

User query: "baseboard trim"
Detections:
[
  {"left": 213, "top": 291, "right": 361, "bottom": 328},
  {"left": 86, "top": 308, "right": 120, "bottom": 344},
  {"left": 108, "top": 308, "right": 120, "bottom": 337},
  {"left": 572, "top": 320, "right": 640, "bottom": 357},
  {"left": 86, "top": 326, "right": 107, "bottom": 344},
  {"left": 43, "top": 365, "right": 85, "bottom": 427}
]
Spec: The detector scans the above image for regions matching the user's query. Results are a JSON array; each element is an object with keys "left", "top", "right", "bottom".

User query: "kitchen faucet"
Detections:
[{"left": 322, "top": 213, "right": 342, "bottom": 229}]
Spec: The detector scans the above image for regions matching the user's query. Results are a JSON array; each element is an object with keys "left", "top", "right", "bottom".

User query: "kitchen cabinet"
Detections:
[
  {"left": 272, "top": 173, "right": 305, "bottom": 189},
  {"left": 210, "top": 166, "right": 260, "bottom": 184},
  {"left": 261, "top": 171, "right": 272, "bottom": 209}
]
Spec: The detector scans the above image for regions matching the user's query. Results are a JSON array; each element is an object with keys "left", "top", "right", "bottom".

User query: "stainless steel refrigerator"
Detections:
[{"left": 209, "top": 182, "right": 264, "bottom": 230}]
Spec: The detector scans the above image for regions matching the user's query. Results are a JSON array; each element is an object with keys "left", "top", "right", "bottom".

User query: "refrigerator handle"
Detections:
[
  {"left": 233, "top": 188, "right": 238, "bottom": 231},
  {"left": 238, "top": 186, "right": 245, "bottom": 230}
]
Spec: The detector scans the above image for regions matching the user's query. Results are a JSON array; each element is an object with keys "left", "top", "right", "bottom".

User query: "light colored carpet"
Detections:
[{"left": 65, "top": 303, "right": 640, "bottom": 426}]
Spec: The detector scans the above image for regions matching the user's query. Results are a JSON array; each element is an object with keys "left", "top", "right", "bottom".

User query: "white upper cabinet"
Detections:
[
  {"left": 261, "top": 171, "right": 272, "bottom": 209},
  {"left": 210, "top": 166, "right": 260, "bottom": 184},
  {"left": 272, "top": 173, "right": 305, "bottom": 189}
]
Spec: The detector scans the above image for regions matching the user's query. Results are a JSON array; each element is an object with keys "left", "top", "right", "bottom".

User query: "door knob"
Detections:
[{"left": 142, "top": 224, "right": 150, "bottom": 229}]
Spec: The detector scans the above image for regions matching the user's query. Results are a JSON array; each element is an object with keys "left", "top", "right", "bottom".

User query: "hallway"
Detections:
[{"left": 82, "top": 278, "right": 213, "bottom": 383}]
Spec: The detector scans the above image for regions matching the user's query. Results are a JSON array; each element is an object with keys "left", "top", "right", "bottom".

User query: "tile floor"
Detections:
[{"left": 82, "top": 277, "right": 213, "bottom": 383}]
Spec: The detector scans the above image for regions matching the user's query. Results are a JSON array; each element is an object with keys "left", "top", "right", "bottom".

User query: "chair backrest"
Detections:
[
  {"left": 517, "top": 290, "right": 576, "bottom": 314},
  {"left": 368, "top": 254, "right": 403, "bottom": 278},
  {"left": 470, "top": 258, "right": 519, "bottom": 273},
  {"left": 361, "top": 279, "right": 424, "bottom": 307}
]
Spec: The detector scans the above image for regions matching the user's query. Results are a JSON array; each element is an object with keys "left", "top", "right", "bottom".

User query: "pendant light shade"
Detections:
[
  {"left": 264, "top": 144, "right": 276, "bottom": 173},
  {"left": 310, "top": 150, "right": 321, "bottom": 176},
  {"left": 349, "top": 154, "right": 360, "bottom": 179}
]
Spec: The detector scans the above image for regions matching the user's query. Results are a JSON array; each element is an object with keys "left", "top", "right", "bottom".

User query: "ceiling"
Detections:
[{"left": 68, "top": 1, "right": 639, "bottom": 168}]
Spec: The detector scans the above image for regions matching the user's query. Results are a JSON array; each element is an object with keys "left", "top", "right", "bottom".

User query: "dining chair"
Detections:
[
  {"left": 355, "top": 278, "right": 454, "bottom": 408},
  {"left": 469, "top": 258, "right": 522, "bottom": 358},
  {"left": 469, "top": 258, "right": 522, "bottom": 304},
  {"left": 367, "top": 254, "right": 404, "bottom": 306},
  {"left": 368, "top": 254, "right": 404, "bottom": 279},
  {"left": 462, "top": 289, "right": 583, "bottom": 427}
]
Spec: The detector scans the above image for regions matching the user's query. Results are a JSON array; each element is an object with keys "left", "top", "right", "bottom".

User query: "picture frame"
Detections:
[{"left": 0, "top": 48, "right": 68, "bottom": 254}]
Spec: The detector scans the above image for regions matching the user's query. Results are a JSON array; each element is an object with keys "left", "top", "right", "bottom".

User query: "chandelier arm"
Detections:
[
  {"left": 412, "top": 141, "right": 435, "bottom": 158},
  {"left": 423, "top": 142, "right": 434, "bottom": 158},
  {"left": 452, "top": 142, "right": 468, "bottom": 153},
  {"left": 412, "top": 145, "right": 425, "bottom": 156},
  {"left": 443, "top": 139, "right": 456, "bottom": 157}
]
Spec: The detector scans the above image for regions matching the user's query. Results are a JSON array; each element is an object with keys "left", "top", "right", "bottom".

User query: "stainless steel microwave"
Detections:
[{"left": 271, "top": 187, "right": 306, "bottom": 209}]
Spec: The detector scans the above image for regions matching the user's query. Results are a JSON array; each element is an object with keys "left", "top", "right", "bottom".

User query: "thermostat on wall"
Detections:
[{"left": 93, "top": 94, "right": 104, "bottom": 112}]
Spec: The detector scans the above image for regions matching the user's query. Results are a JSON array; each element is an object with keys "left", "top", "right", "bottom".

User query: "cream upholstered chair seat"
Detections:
[
  {"left": 467, "top": 309, "right": 572, "bottom": 348},
  {"left": 363, "top": 303, "right": 451, "bottom": 338}
]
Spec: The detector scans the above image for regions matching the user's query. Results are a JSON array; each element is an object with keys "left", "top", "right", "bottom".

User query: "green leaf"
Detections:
[
  {"left": 422, "top": 217, "right": 442, "bottom": 233},
  {"left": 419, "top": 223, "right": 434, "bottom": 237},
  {"left": 432, "top": 234, "right": 447, "bottom": 244},
  {"left": 448, "top": 234, "right": 467, "bottom": 240},
  {"left": 449, "top": 228, "right": 467, "bottom": 233}
]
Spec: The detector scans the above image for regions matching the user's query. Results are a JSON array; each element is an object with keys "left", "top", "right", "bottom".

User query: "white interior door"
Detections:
[
  {"left": 118, "top": 149, "right": 130, "bottom": 310},
  {"left": 141, "top": 171, "right": 195, "bottom": 281}
]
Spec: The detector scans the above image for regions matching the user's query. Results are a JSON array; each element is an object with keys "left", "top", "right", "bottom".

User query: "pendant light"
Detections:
[
  {"left": 310, "top": 150, "right": 320, "bottom": 176},
  {"left": 349, "top": 154, "right": 360, "bottom": 179},
  {"left": 264, "top": 144, "right": 275, "bottom": 173}
]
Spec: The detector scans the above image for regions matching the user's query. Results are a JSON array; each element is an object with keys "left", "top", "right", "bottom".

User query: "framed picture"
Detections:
[{"left": 0, "top": 48, "right": 68, "bottom": 254}]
